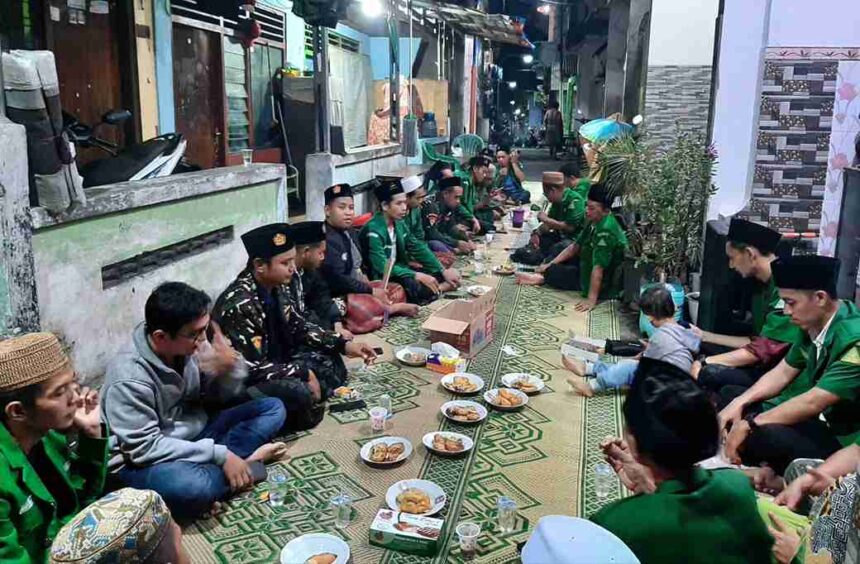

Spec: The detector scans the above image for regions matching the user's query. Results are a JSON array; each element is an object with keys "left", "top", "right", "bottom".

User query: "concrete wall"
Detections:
[
  {"left": 29, "top": 165, "right": 287, "bottom": 384},
  {"left": 305, "top": 145, "right": 407, "bottom": 220},
  {"left": 648, "top": 0, "right": 718, "bottom": 66}
]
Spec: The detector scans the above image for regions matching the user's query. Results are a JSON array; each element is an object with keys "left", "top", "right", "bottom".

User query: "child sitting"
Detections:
[{"left": 564, "top": 285, "right": 700, "bottom": 396}]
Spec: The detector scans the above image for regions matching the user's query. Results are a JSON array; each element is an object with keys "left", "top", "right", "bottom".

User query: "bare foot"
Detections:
[
  {"left": 247, "top": 441, "right": 289, "bottom": 464},
  {"left": 566, "top": 375, "right": 594, "bottom": 397},
  {"left": 515, "top": 272, "right": 545, "bottom": 286},
  {"left": 390, "top": 303, "right": 420, "bottom": 317},
  {"left": 561, "top": 355, "right": 587, "bottom": 376}
]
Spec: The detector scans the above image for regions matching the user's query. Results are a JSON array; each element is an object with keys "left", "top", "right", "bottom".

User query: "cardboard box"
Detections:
[
  {"left": 368, "top": 509, "right": 444, "bottom": 557},
  {"left": 421, "top": 290, "right": 496, "bottom": 358}
]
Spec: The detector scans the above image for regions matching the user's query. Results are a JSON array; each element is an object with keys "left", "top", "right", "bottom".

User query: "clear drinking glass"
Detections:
[
  {"left": 241, "top": 148, "right": 253, "bottom": 166},
  {"left": 496, "top": 496, "right": 517, "bottom": 533},
  {"left": 330, "top": 491, "right": 352, "bottom": 528},
  {"left": 456, "top": 521, "right": 481, "bottom": 561},
  {"left": 267, "top": 467, "right": 290, "bottom": 507},
  {"left": 594, "top": 461, "right": 615, "bottom": 500}
]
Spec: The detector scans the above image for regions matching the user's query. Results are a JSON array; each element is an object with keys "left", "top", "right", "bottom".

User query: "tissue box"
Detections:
[
  {"left": 426, "top": 353, "right": 467, "bottom": 375},
  {"left": 368, "top": 509, "right": 444, "bottom": 556},
  {"left": 421, "top": 289, "right": 496, "bottom": 358}
]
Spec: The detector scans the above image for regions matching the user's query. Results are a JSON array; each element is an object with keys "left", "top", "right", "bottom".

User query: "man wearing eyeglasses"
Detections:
[{"left": 101, "top": 282, "right": 288, "bottom": 521}]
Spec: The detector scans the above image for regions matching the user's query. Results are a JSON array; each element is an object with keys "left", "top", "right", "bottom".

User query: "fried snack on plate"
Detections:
[
  {"left": 386, "top": 442, "right": 405, "bottom": 462},
  {"left": 370, "top": 443, "right": 388, "bottom": 463},
  {"left": 305, "top": 554, "right": 337, "bottom": 564},
  {"left": 396, "top": 489, "right": 432, "bottom": 514}
]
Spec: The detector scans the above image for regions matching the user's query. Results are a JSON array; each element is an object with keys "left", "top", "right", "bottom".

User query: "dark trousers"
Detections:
[
  {"left": 698, "top": 364, "right": 766, "bottom": 394},
  {"left": 118, "top": 397, "right": 286, "bottom": 520},
  {"left": 718, "top": 386, "right": 843, "bottom": 474},
  {"left": 544, "top": 258, "right": 582, "bottom": 291},
  {"left": 397, "top": 272, "right": 445, "bottom": 305}
]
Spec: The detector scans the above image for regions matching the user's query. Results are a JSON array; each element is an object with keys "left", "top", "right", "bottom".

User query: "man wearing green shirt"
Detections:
[
  {"left": 512, "top": 169, "right": 588, "bottom": 265},
  {"left": 360, "top": 180, "right": 459, "bottom": 304},
  {"left": 694, "top": 218, "right": 804, "bottom": 393},
  {"left": 516, "top": 184, "right": 627, "bottom": 312},
  {"left": 402, "top": 175, "right": 462, "bottom": 276},
  {"left": 422, "top": 176, "right": 478, "bottom": 255},
  {"left": 457, "top": 155, "right": 493, "bottom": 234},
  {"left": 720, "top": 255, "right": 860, "bottom": 474},
  {"left": 0, "top": 333, "right": 108, "bottom": 563}
]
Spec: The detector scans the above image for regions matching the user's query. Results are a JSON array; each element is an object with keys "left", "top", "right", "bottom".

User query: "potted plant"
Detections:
[{"left": 598, "top": 128, "right": 717, "bottom": 330}]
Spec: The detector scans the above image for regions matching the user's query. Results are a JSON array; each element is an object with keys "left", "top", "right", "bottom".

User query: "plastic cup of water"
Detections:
[
  {"left": 456, "top": 521, "right": 481, "bottom": 560},
  {"left": 594, "top": 461, "right": 615, "bottom": 499},
  {"left": 496, "top": 496, "right": 517, "bottom": 533},
  {"left": 330, "top": 492, "right": 352, "bottom": 529},
  {"left": 241, "top": 148, "right": 253, "bottom": 166},
  {"left": 369, "top": 406, "right": 388, "bottom": 433},
  {"left": 267, "top": 467, "right": 290, "bottom": 508},
  {"left": 474, "top": 261, "right": 486, "bottom": 275}
]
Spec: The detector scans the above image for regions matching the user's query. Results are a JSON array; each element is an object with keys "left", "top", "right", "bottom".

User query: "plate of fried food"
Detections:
[
  {"left": 440, "top": 372, "right": 484, "bottom": 395},
  {"left": 484, "top": 388, "right": 529, "bottom": 411},
  {"left": 440, "top": 400, "right": 488, "bottom": 424},
  {"left": 395, "top": 346, "right": 431, "bottom": 367},
  {"left": 280, "top": 533, "right": 349, "bottom": 564},
  {"left": 422, "top": 432, "right": 474, "bottom": 456},
  {"left": 493, "top": 264, "right": 516, "bottom": 276},
  {"left": 360, "top": 437, "right": 413, "bottom": 466},
  {"left": 501, "top": 373, "right": 545, "bottom": 395},
  {"left": 386, "top": 479, "right": 446, "bottom": 516},
  {"left": 465, "top": 284, "right": 492, "bottom": 297}
]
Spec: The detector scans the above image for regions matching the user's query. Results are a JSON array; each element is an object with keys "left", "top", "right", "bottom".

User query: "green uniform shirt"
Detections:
[
  {"left": 547, "top": 187, "right": 587, "bottom": 238},
  {"left": 751, "top": 276, "right": 804, "bottom": 343},
  {"left": 403, "top": 206, "right": 426, "bottom": 242},
  {"left": 423, "top": 200, "right": 469, "bottom": 248},
  {"left": 360, "top": 212, "right": 442, "bottom": 280},
  {"left": 576, "top": 213, "right": 628, "bottom": 299},
  {"left": 456, "top": 171, "right": 476, "bottom": 220},
  {"left": 0, "top": 423, "right": 109, "bottom": 563},
  {"left": 591, "top": 468, "right": 774, "bottom": 564},
  {"left": 768, "top": 300, "right": 860, "bottom": 446}
]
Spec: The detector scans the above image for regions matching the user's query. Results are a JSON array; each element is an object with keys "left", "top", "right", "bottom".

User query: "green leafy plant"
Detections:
[{"left": 598, "top": 128, "right": 717, "bottom": 283}]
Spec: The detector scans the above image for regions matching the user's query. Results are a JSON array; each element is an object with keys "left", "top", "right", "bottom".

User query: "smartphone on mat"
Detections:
[
  {"left": 248, "top": 461, "right": 268, "bottom": 483},
  {"left": 373, "top": 347, "right": 384, "bottom": 355}
]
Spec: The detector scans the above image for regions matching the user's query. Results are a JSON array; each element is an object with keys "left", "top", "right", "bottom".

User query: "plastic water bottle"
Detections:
[{"left": 594, "top": 462, "right": 615, "bottom": 499}]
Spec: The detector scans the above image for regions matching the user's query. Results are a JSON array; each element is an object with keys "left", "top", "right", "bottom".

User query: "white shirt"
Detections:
[
  {"left": 387, "top": 226, "right": 397, "bottom": 262},
  {"left": 812, "top": 308, "right": 839, "bottom": 362}
]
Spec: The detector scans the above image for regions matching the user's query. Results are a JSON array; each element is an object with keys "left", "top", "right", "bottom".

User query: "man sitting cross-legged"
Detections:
[
  {"left": 422, "top": 176, "right": 479, "bottom": 255},
  {"left": 516, "top": 183, "right": 627, "bottom": 312},
  {"left": 401, "top": 175, "right": 460, "bottom": 272},
  {"left": 360, "top": 180, "right": 459, "bottom": 305},
  {"left": 214, "top": 223, "right": 376, "bottom": 431},
  {"left": 321, "top": 184, "right": 419, "bottom": 335},
  {"left": 102, "top": 282, "right": 288, "bottom": 522},
  {"left": 0, "top": 333, "right": 108, "bottom": 562}
]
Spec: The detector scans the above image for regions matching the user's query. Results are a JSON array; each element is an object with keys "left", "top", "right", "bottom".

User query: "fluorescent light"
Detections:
[
  {"left": 537, "top": 4, "right": 551, "bottom": 15},
  {"left": 361, "top": 0, "right": 383, "bottom": 18},
  {"left": 522, "top": 54, "right": 534, "bottom": 64},
  {"left": 508, "top": 81, "right": 517, "bottom": 89},
  {"left": 509, "top": 100, "right": 515, "bottom": 105}
]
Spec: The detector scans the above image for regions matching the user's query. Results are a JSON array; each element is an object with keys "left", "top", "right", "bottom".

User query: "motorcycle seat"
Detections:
[{"left": 80, "top": 138, "right": 172, "bottom": 188}]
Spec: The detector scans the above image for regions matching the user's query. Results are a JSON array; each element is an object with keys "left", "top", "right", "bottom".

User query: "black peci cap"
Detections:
[
  {"left": 727, "top": 218, "right": 782, "bottom": 255},
  {"left": 241, "top": 223, "right": 293, "bottom": 260}
]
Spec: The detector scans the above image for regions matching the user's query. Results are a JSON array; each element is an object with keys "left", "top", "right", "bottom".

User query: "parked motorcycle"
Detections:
[{"left": 63, "top": 109, "right": 193, "bottom": 188}]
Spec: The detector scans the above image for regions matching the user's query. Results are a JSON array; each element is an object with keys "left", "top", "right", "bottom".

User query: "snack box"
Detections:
[
  {"left": 422, "top": 288, "right": 496, "bottom": 358},
  {"left": 426, "top": 353, "right": 467, "bottom": 375},
  {"left": 368, "top": 509, "right": 444, "bottom": 557}
]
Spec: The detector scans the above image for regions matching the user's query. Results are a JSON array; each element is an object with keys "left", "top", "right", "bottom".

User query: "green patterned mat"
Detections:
[{"left": 183, "top": 255, "right": 625, "bottom": 563}]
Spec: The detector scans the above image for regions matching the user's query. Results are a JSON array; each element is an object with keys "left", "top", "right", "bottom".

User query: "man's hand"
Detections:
[
  {"left": 724, "top": 419, "right": 752, "bottom": 464},
  {"left": 776, "top": 468, "right": 835, "bottom": 509},
  {"left": 344, "top": 341, "right": 378, "bottom": 364},
  {"left": 72, "top": 385, "right": 102, "bottom": 438},
  {"left": 222, "top": 451, "right": 253, "bottom": 492},
  {"left": 718, "top": 399, "right": 746, "bottom": 434},
  {"left": 472, "top": 218, "right": 481, "bottom": 233},
  {"left": 600, "top": 437, "right": 655, "bottom": 494},
  {"left": 535, "top": 263, "right": 549, "bottom": 274},
  {"left": 334, "top": 322, "right": 355, "bottom": 341},
  {"left": 575, "top": 298, "right": 597, "bottom": 312},
  {"left": 307, "top": 370, "right": 322, "bottom": 401},
  {"left": 196, "top": 322, "right": 240, "bottom": 377},
  {"left": 371, "top": 286, "right": 392, "bottom": 304},
  {"left": 510, "top": 150, "right": 520, "bottom": 165},
  {"left": 442, "top": 268, "right": 461, "bottom": 287},
  {"left": 456, "top": 240, "right": 476, "bottom": 254},
  {"left": 415, "top": 272, "right": 441, "bottom": 294},
  {"left": 768, "top": 513, "right": 803, "bottom": 564},
  {"left": 537, "top": 211, "right": 548, "bottom": 222},
  {"left": 688, "top": 324, "right": 704, "bottom": 339}
]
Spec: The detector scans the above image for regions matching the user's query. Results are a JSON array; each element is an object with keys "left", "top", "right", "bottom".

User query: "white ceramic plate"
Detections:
[
  {"left": 465, "top": 284, "right": 492, "bottom": 297},
  {"left": 395, "top": 346, "right": 431, "bottom": 367},
  {"left": 501, "top": 373, "right": 545, "bottom": 395},
  {"left": 440, "top": 372, "right": 485, "bottom": 395},
  {"left": 386, "top": 479, "right": 447, "bottom": 516},
  {"left": 484, "top": 388, "right": 529, "bottom": 411},
  {"left": 493, "top": 265, "right": 516, "bottom": 276},
  {"left": 359, "top": 436, "right": 413, "bottom": 466},
  {"left": 422, "top": 432, "right": 474, "bottom": 456},
  {"left": 280, "top": 533, "right": 350, "bottom": 564},
  {"left": 440, "top": 400, "right": 488, "bottom": 424}
]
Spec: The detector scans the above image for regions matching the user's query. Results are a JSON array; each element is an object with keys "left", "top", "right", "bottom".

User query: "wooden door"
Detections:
[
  {"left": 48, "top": 0, "right": 129, "bottom": 164},
  {"left": 172, "top": 24, "right": 224, "bottom": 169}
]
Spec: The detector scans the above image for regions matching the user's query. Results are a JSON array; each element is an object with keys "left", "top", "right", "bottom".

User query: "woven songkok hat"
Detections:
[
  {"left": 0, "top": 333, "right": 71, "bottom": 392},
  {"left": 50, "top": 488, "right": 172, "bottom": 563}
]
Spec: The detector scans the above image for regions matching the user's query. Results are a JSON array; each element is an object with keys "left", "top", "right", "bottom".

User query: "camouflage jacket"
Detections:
[
  {"left": 212, "top": 268, "right": 346, "bottom": 383},
  {"left": 422, "top": 198, "right": 469, "bottom": 248}
]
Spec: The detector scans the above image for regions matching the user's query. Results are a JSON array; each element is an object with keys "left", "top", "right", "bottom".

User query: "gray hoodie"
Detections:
[
  {"left": 643, "top": 323, "right": 701, "bottom": 372},
  {"left": 101, "top": 323, "right": 243, "bottom": 471}
]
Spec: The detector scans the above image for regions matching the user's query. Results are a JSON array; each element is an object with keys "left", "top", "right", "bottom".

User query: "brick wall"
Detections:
[{"left": 644, "top": 65, "right": 713, "bottom": 147}]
